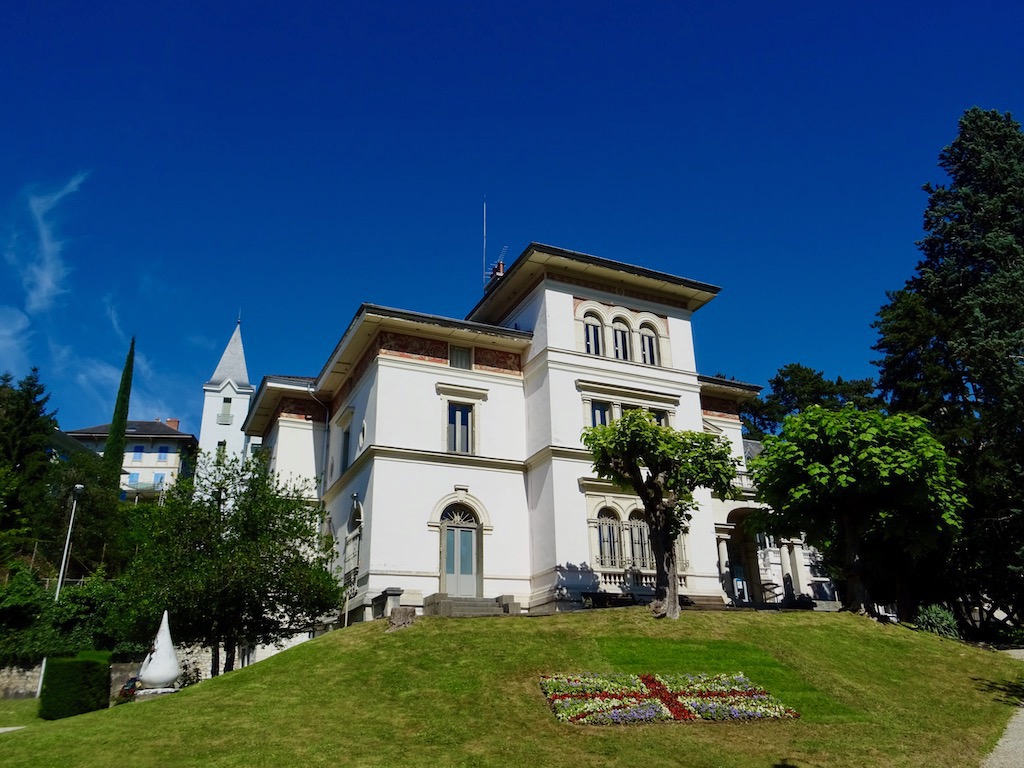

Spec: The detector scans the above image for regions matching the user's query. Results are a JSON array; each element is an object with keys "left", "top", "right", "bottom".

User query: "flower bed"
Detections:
[{"left": 540, "top": 673, "right": 800, "bottom": 725}]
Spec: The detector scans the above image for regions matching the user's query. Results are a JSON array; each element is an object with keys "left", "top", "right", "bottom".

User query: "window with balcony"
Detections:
[
  {"left": 132, "top": 445, "right": 144, "bottom": 462},
  {"left": 596, "top": 509, "right": 623, "bottom": 567},
  {"left": 218, "top": 397, "right": 233, "bottom": 425},
  {"left": 157, "top": 445, "right": 169, "bottom": 463}
]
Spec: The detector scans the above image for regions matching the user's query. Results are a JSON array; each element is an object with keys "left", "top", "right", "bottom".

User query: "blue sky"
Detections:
[{"left": 2, "top": 2, "right": 1023, "bottom": 435}]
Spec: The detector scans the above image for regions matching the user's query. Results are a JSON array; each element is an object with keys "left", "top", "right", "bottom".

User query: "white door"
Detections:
[{"left": 441, "top": 505, "right": 479, "bottom": 597}]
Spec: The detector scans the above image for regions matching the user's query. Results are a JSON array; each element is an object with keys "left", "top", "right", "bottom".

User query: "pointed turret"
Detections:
[
  {"left": 198, "top": 321, "right": 259, "bottom": 458},
  {"left": 207, "top": 321, "right": 250, "bottom": 387}
]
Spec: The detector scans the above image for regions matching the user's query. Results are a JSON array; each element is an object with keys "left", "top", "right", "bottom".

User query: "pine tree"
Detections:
[{"left": 874, "top": 108, "right": 1024, "bottom": 629}]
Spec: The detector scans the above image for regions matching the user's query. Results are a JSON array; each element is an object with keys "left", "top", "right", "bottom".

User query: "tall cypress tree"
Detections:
[{"left": 104, "top": 337, "right": 135, "bottom": 490}]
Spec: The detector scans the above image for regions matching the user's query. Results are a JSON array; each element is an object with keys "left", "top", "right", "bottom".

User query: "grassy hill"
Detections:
[{"left": 1, "top": 609, "right": 1022, "bottom": 767}]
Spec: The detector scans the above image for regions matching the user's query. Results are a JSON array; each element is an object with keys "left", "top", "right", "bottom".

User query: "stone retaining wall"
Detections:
[{"left": 0, "top": 665, "right": 40, "bottom": 699}]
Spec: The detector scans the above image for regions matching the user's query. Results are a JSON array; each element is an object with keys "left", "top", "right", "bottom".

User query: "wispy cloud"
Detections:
[
  {"left": 0, "top": 306, "right": 31, "bottom": 374},
  {"left": 104, "top": 294, "right": 126, "bottom": 342},
  {"left": 11, "top": 172, "right": 89, "bottom": 314}
]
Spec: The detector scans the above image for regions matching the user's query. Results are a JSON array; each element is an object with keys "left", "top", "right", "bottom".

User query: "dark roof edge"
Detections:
[
  {"left": 467, "top": 242, "right": 722, "bottom": 319},
  {"left": 698, "top": 374, "right": 763, "bottom": 394},
  {"left": 313, "top": 302, "right": 533, "bottom": 386}
]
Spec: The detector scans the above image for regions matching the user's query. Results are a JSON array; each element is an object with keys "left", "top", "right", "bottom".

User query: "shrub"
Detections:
[
  {"left": 915, "top": 604, "right": 960, "bottom": 639},
  {"left": 38, "top": 650, "right": 112, "bottom": 720}
]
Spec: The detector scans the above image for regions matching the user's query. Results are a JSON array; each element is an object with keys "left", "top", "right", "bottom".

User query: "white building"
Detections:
[
  {"left": 244, "top": 243, "right": 829, "bottom": 621},
  {"left": 65, "top": 419, "right": 198, "bottom": 502}
]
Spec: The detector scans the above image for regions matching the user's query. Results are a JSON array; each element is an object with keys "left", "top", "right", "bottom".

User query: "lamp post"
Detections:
[
  {"left": 54, "top": 484, "right": 85, "bottom": 602},
  {"left": 37, "top": 483, "right": 85, "bottom": 698}
]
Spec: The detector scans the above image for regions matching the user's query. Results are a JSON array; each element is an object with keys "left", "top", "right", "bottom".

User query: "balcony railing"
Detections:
[{"left": 217, "top": 413, "right": 234, "bottom": 425}]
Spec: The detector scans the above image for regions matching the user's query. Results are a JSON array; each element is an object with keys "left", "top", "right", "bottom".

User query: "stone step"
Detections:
[
  {"left": 681, "top": 594, "right": 737, "bottom": 611},
  {"left": 450, "top": 607, "right": 504, "bottom": 617}
]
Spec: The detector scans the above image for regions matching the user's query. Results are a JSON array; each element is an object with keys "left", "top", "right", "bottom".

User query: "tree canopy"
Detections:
[
  {"left": 750, "top": 405, "right": 966, "bottom": 616},
  {"left": 123, "top": 451, "right": 344, "bottom": 675},
  {"left": 582, "top": 409, "right": 738, "bottom": 619},
  {"left": 873, "top": 107, "right": 1024, "bottom": 628},
  {"left": 741, "top": 363, "right": 877, "bottom": 440}
]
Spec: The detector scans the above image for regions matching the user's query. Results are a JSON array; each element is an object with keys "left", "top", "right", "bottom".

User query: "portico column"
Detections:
[
  {"left": 716, "top": 534, "right": 732, "bottom": 597},
  {"left": 788, "top": 540, "right": 807, "bottom": 596},
  {"left": 779, "top": 540, "right": 795, "bottom": 602}
]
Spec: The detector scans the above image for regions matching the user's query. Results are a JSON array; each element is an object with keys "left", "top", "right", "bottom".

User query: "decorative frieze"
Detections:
[{"left": 474, "top": 347, "right": 522, "bottom": 374}]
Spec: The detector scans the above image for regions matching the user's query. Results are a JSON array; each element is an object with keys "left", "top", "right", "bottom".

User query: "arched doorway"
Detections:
[
  {"left": 723, "top": 509, "right": 767, "bottom": 603},
  {"left": 440, "top": 504, "right": 481, "bottom": 597}
]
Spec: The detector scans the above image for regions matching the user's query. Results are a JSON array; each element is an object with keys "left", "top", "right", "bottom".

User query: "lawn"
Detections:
[{"left": 0, "top": 609, "right": 1021, "bottom": 767}]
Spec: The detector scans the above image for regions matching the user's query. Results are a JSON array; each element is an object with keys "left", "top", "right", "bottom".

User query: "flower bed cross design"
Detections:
[{"left": 540, "top": 673, "right": 800, "bottom": 725}]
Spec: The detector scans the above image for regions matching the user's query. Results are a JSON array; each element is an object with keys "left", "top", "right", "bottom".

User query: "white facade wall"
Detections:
[{"left": 266, "top": 417, "right": 321, "bottom": 498}]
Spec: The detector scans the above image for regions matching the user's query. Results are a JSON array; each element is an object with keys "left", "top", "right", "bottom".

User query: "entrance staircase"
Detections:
[
  {"left": 680, "top": 594, "right": 746, "bottom": 612},
  {"left": 422, "top": 594, "right": 521, "bottom": 618}
]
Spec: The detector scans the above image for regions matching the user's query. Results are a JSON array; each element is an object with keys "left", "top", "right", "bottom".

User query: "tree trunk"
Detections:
[
  {"left": 210, "top": 643, "right": 220, "bottom": 678},
  {"left": 650, "top": 525, "right": 680, "bottom": 620},
  {"left": 841, "top": 513, "right": 871, "bottom": 615},
  {"left": 224, "top": 640, "right": 236, "bottom": 673}
]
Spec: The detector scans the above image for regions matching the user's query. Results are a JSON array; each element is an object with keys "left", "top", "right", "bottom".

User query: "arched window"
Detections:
[
  {"left": 612, "top": 319, "right": 630, "bottom": 361},
  {"left": 584, "top": 314, "right": 603, "bottom": 356},
  {"left": 596, "top": 508, "right": 622, "bottom": 567},
  {"left": 639, "top": 324, "right": 659, "bottom": 366},
  {"left": 627, "top": 510, "right": 653, "bottom": 570},
  {"left": 441, "top": 504, "right": 478, "bottom": 526}
]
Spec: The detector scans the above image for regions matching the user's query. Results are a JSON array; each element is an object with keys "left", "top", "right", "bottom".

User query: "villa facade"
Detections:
[{"left": 241, "top": 243, "right": 830, "bottom": 621}]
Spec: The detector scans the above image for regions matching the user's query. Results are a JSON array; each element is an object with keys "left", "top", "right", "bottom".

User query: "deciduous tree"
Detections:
[
  {"left": 749, "top": 405, "right": 965, "bottom": 617},
  {"left": 582, "top": 409, "right": 738, "bottom": 619},
  {"left": 124, "top": 451, "right": 343, "bottom": 675}
]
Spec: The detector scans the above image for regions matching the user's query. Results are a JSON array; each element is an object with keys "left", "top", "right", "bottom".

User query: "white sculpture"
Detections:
[{"left": 138, "top": 610, "right": 181, "bottom": 689}]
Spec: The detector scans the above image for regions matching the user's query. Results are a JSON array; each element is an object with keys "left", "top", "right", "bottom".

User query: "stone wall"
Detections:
[{"left": 0, "top": 664, "right": 40, "bottom": 699}]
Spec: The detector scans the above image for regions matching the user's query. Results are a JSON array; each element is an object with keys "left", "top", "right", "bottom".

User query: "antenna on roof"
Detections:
[{"left": 482, "top": 196, "right": 487, "bottom": 289}]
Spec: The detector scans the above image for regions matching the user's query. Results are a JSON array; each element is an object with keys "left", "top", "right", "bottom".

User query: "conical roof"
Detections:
[{"left": 207, "top": 321, "right": 251, "bottom": 387}]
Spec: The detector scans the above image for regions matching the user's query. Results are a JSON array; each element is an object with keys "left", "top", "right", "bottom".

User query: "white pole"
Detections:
[{"left": 37, "top": 484, "right": 85, "bottom": 697}]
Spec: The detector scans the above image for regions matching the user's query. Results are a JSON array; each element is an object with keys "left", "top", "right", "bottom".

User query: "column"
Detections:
[
  {"left": 716, "top": 534, "right": 732, "bottom": 598},
  {"left": 779, "top": 540, "right": 795, "bottom": 602},
  {"left": 789, "top": 540, "right": 808, "bottom": 596}
]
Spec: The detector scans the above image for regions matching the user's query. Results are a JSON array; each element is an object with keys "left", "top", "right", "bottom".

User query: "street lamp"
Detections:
[
  {"left": 54, "top": 484, "right": 85, "bottom": 602},
  {"left": 37, "top": 483, "right": 84, "bottom": 698}
]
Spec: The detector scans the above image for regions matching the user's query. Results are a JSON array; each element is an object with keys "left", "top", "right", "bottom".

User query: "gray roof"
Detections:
[
  {"left": 207, "top": 322, "right": 251, "bottom": 387},
  {"left": 66, "top": 421, "right": 198, "bottom": 442}
]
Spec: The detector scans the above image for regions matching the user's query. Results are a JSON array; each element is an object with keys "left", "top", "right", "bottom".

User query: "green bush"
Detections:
[
  {"left": 38, "top": 651, "right": 112, "bottom": 720},
  {"left": 915, "top": 604, "right": 961, "bottom": 639}
]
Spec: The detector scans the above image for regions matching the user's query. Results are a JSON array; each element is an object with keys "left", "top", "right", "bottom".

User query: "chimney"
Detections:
[{"left": 166, "top": 418, "right": 180, "bottom": 431}]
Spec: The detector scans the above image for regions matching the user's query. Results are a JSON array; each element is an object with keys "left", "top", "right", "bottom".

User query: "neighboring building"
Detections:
[
  {"left": 65, "top": 419, "right": 198, "bottom": 502},
  {"left": 243, "top": 243, "right": 826, "bottom": 621},
  {"left": 198, "top": 321, "right": 260, "bottom": 459}
]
